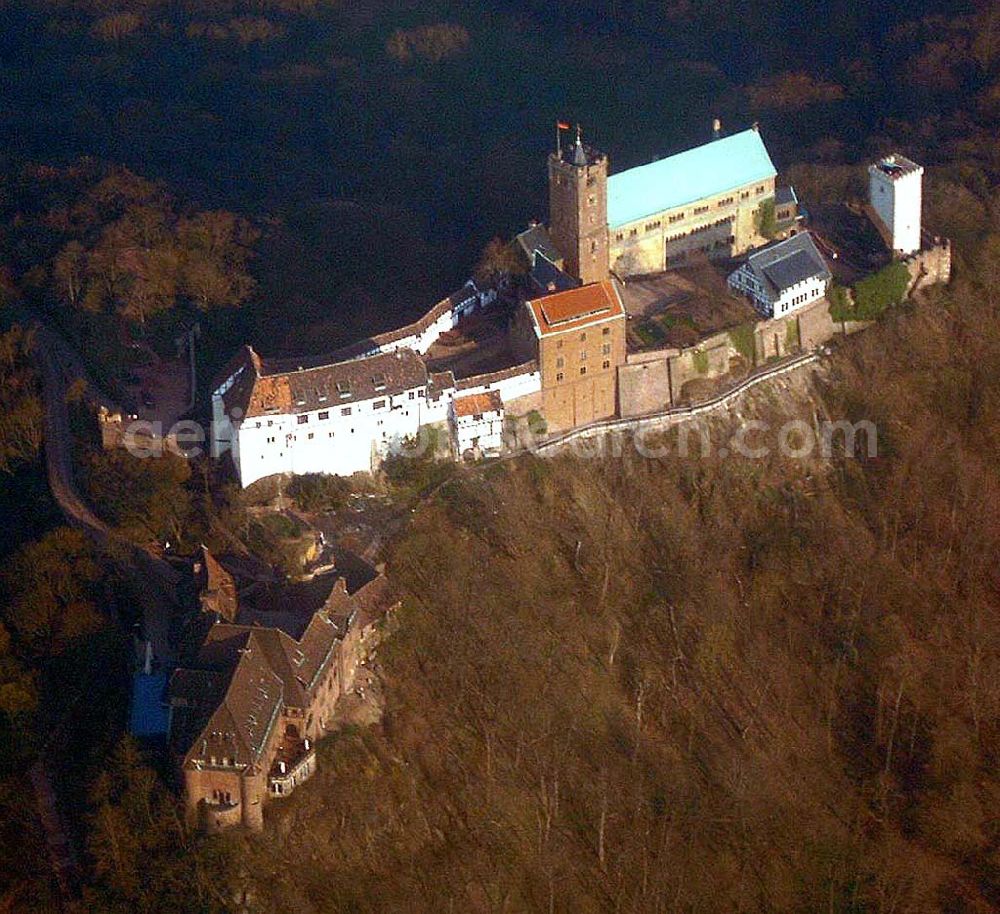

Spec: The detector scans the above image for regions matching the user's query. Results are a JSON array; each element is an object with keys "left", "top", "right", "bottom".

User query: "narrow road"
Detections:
[{"left": 32, "top": 320, "right": 179, "bottom": 663}]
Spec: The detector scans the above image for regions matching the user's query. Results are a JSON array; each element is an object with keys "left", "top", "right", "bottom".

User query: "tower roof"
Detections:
[
  {"left": 607, "top": 128, "right": 777, "bottom": 229},
  {"left": 525, "top": 280, "right": 625, "bottom": 338}
]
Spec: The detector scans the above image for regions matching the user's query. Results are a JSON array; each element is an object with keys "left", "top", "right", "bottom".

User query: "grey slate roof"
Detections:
[
  {"left": 745, "top": 232, "right": 831, "bottom": 298},
  {"left": 775, "top": 185, "right": 798, "bottom": 207},
  {"left": 226, "top": 348, "right": 428, "bottom": 418},
  {"left": 530, "top": 251, "right": 580, "bottom": 295},
  {"left": 515, "top": 224, "right": 562, "bottom": 266}
]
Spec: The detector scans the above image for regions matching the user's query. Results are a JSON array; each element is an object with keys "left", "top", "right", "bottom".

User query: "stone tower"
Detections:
[
  {"left": 868, "top": 153, "right": 923, "bottom": 257},
  {"left": 548, "top": 128, "right": 610, "bottom": 285}
]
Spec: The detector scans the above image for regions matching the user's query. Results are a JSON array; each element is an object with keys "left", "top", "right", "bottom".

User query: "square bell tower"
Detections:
[{"left": 548, "top": 128, "right": 610, "bottom": 285}]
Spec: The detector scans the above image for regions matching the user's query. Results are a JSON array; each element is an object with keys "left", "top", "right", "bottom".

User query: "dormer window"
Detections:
[
  {"left": 336, "top": 380, "right": 351, "bottom": 398},
  {"left": 372, "top": 373, "right": 386, "bottom": 391}
]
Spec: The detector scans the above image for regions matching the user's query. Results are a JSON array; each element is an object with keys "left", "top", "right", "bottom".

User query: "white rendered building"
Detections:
[
  {"left": 212, "top": 347, "right": 430, "bottom": 487},
  {"left": 450, "top": 391, "right": 504, "bottom": 458},
  {"left": 728, "top": 232, "right": 831, "bottom": 319},
  {"left": 868, "top": 154, "right": 923, "bottom": 257}
]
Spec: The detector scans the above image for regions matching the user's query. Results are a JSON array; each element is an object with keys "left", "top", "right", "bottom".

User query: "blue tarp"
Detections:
[
  {"left": 129, "top": 672, "right": 170, "bottom": 739},
  {"left": 607, "top": 129, "right": 777, "bottom": 228}
]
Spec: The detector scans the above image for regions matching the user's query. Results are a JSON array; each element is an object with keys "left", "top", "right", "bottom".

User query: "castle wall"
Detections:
[{"left": 904, "top": 240, "right": 952, "bottom": 294}]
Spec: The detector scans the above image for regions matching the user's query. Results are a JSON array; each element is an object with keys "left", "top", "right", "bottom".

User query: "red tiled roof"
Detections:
[
  {"left": 453, "top": 390, "right": 503, "bottom": 417},
  {"left": 526, "top": 279, "right": 625, "bottom": 337}
]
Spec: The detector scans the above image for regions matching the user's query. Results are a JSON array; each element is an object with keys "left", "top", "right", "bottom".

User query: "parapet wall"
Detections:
[{"left": 905, "top": 239, "right": 951, "bottom": 295}]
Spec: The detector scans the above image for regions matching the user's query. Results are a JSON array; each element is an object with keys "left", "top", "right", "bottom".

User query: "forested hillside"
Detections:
[
  {"left": 0, "top": 0, "right": 999, "bottom": 910},
  {"left": 72, "top": 260, "right": 1000, "bottom": 912}
]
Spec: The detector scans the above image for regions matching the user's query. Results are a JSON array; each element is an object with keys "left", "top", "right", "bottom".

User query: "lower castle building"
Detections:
[{"left": 168, "top": 572, "right": 398, "bottom": 831}]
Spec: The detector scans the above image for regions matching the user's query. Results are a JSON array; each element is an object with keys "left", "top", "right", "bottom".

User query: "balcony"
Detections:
[{"left": 268, "top": 740, "right": 316, "bottom": 798}]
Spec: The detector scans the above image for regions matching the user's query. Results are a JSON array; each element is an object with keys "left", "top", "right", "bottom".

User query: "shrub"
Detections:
[
  {"left": 827, "top": 283, "right": 852, "bottom": 321},
  {"left": 785, "top": 318, "right": 800, "bottom": 351},
  {"left": 525, "top": 410, "right": 547, "bottom": 436},
  {"left": 852, "top": 262, "right": 911, "bottom": 319},
  {"left": 288, "top": 474, "right": 350, "bottom": 512},
  {"left": 755, "top": 197, "right": 777, "bottom": 239},
  {"left": 382, "top": 427, "right": 454, "bottom": 494},
  {"left": 727, "top": 323, "right": 756, "bottom": 364},
  {"left": 692, "top": 349, "right": 709, "bottom": 374}
]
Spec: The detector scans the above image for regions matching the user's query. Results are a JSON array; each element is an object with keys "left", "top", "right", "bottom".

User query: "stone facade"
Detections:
[
  {"left": 525, "top": 281, "right": 628, "bottom": 433},
  {"left": 548, "top": 139, "right": 610, "bottom": 285},
  {"left": 169, "top": 573, "right": 398, "bottom": 832},
  {"left": 610, "top": 177, "right": 775, "bottom": 277}
]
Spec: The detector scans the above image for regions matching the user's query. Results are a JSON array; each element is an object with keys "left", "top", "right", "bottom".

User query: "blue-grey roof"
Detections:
[
  {"left": 607, "top": 129, "right": 777, "bottom": 228},
  {"left": 515, "top": 224, "right": 562, "bottom": 266},
  {"left": 746, "top": 232, "right": 831, "bottom": 297},
  {"left": 775, "top": 185, "right": 798, "bottom": 206},
  {"left": 762, "top": 250, "right": 819, "bottom": 291},
  {"left": 530, "top": 251, "right": 580, "bottom": 294}
]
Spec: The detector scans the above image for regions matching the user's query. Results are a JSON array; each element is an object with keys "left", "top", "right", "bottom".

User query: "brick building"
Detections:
[
  {"left": 168, "top": 573, "right": 398, "bottom": 832},
  {"left": 523, "top": 280, "right": 627, "bottom": 433}
]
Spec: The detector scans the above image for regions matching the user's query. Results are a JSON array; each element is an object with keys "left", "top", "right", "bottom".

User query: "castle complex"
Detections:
[
  {"left": 175, "top": 123, "right": 952, "bottom": 832},
  {"left": 208, "top": 122, "right": 945, "bottom": 487}
]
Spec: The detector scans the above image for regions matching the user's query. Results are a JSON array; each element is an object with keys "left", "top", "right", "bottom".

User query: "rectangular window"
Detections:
[
  {"left": 556, "top": 372, "right": 564, "bottom": 382},
  {"left": 602, "top": 360, "right": 611, "bottom": 369},
  {"left": 579, "top": 350, "right": 587, "bottom": 361},
  {"left": 341, "top": 407, "right": 352, "bottom": 416},
  {"left": 318, "top": 411, "right": 329, "bottom": 420},
  {"left": 602, "top": 343, "right": 611, "bottom": 355},
  {"left": 408, "top": 391, "right": 415, "bottom": 400},
  {"left": 602, "top": 327, "right": 610, "bottom": 336},
  {"left": 580, "top": 366, "right": 587, "bottom": 375},
  {"left": 308, "top": 432, "right": 314, "bottom": 440},
  {"left": 373, "top": 399, "right": 386, "bottom": 410},
  {"left": 297, "top": 415, "right": 308, "bottom": 425},
  {"left": 580, "top": 332, "right": 587, "bottom": 341},
  {"left": 556, "top": 357, "right": 564, "bottom": 368}
]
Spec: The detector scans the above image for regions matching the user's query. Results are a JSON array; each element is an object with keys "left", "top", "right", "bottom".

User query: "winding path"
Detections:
[{"left": 31, "top": 318, "right": 179, "bottom": 663}]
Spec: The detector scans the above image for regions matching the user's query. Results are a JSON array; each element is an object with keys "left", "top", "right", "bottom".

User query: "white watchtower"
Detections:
[{"left": 868, "top": 153, "right": 923, "bottom": 257}]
